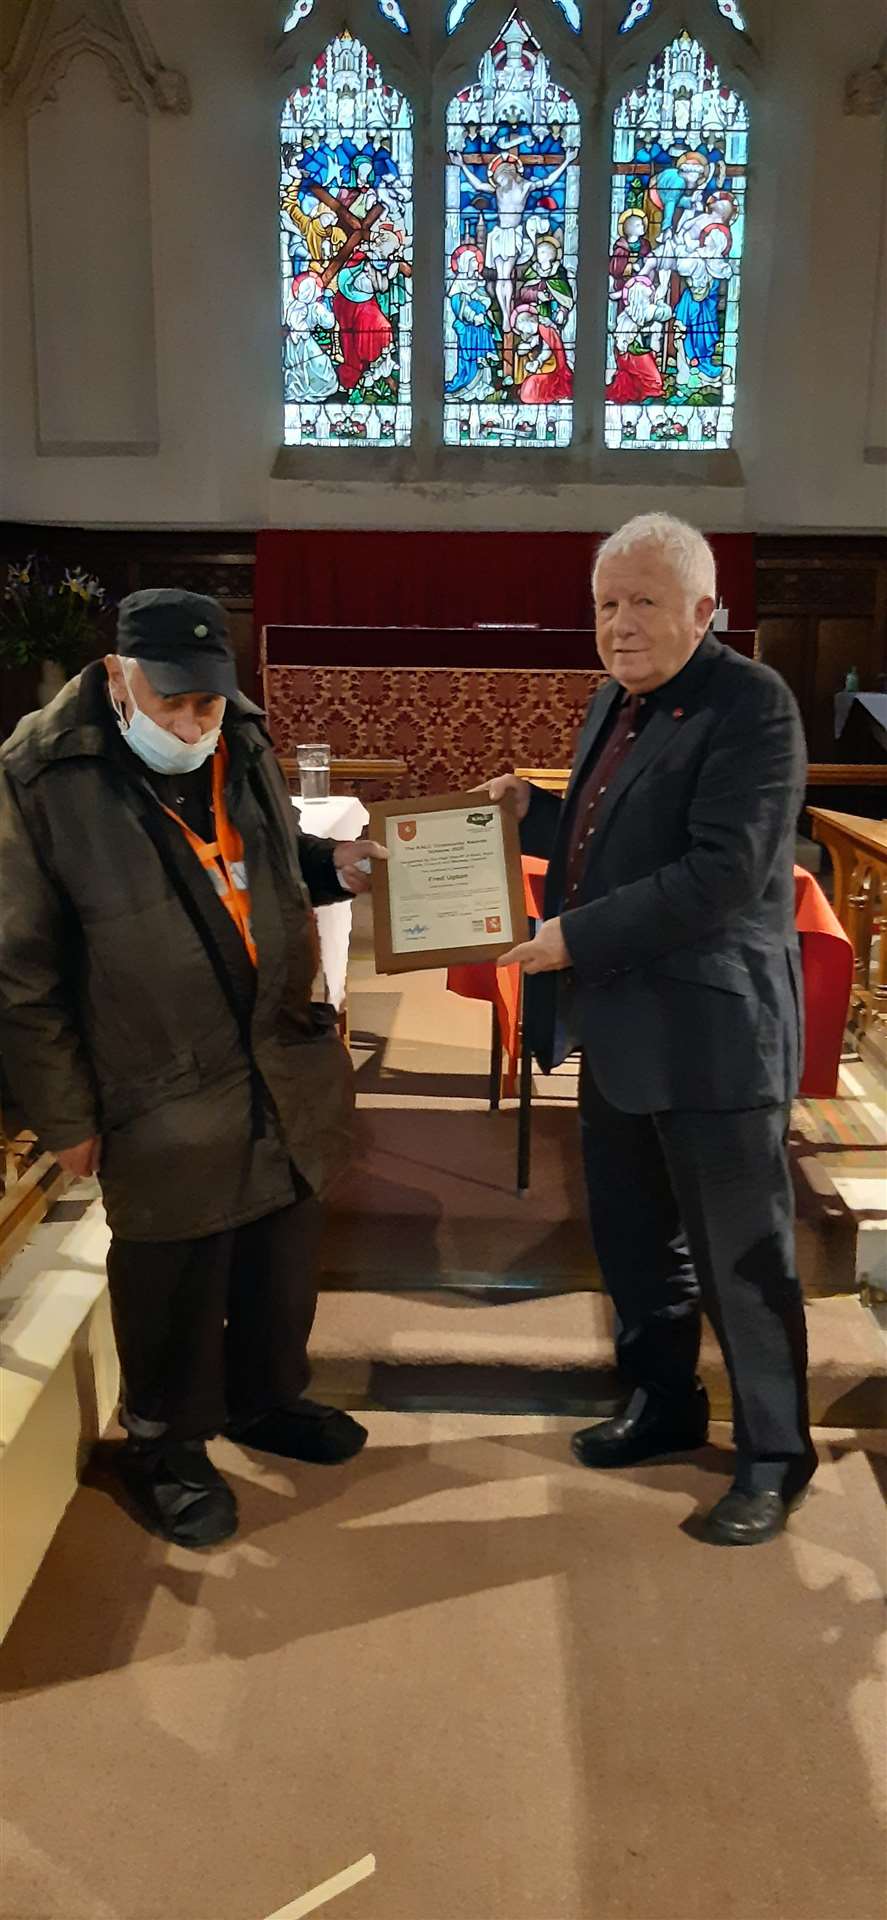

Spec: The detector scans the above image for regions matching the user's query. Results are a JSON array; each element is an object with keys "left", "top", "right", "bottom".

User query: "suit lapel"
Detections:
[
  {"left": 550, "top": 639, "right": 719, "bottom": 908},
  {"left": 583, "top": 704, "right": 680, "bottom": 853},
  {"left": 543, "top": 682, "right": 621, "bottom": 913}
]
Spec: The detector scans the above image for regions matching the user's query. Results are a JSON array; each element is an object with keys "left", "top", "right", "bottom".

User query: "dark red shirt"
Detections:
[{"left": 563, "top": 692, "right": 646, "bottom": 905}]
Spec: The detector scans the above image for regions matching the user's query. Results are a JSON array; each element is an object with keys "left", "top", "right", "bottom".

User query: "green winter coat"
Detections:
[{"left": 0, "top": 664, "right": 355, "bottom": 1240}]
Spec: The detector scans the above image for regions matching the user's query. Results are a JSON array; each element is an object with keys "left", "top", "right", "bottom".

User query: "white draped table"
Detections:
[{"left": 292, "top": 793, "right": 369, "bottom": 1011}]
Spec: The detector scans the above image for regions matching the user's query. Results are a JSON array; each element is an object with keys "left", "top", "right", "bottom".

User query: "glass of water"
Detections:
[{"left": 296, "top": 742, "right": 331, "bottom": 801}]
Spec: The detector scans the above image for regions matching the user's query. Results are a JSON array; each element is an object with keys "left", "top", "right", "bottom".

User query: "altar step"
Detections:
[
  {"left": 2, "top": 1180, "right": 885, "bottom": 1642},
  {"left": 308, "top": 1287, "right": 887, "bottom": 1430}
]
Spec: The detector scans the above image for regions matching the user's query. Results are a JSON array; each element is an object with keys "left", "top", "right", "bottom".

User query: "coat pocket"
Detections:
[
  {"left": 98, "top": 1048, "right": 202, "bottom": 1129},
  {"left": 655, "top": 950, "right": 755, "bottom": 997}
]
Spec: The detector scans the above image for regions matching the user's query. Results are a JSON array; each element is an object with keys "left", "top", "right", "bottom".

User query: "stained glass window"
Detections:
[
  {"left": 377, "top": 0, "right": 409, "bottom": 31},
  {"left": 604, "top": 30, "right": 747, "bottom": 451},
  {"left": 618, "top": 0, "right": 652, "bottom": 28},
  {"left": 279, "top": 33, "right": 413, "bottom": 447},
  {"left": 619, "top": 0, "right": 746, "bottom": 31},
  {"left": 448, "top": 0, "right": 581, "bottom": 33},
  {"left": 285, "top": 1, "right": 410, "bottom": 31},
  {"left": 443, "top": 11, "right": 580, "bottom": 448}
]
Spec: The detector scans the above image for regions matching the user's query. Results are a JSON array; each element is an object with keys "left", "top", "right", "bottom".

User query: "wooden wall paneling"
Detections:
[
  {"left": 811, "top": 619, "right": 882, "bottom": 759},
  {"left": 756, "top": 618, "right": 817, "bottom": 728},
  {"left": 755, "top": 536, "right": 887, "bottom": 749}
]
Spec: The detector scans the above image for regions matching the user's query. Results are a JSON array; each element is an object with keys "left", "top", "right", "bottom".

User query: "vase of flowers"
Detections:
[{"left": 0, "top": 555, "right": 111, "bottom": 708}]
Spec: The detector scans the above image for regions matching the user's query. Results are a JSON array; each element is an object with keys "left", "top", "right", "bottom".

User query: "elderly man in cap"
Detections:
[
  {"left": 486, "top": 514, "right": 817, "bottom": 1547},
  {"left": 0, "top": 589, "right": 386, "bottom": 1547}
]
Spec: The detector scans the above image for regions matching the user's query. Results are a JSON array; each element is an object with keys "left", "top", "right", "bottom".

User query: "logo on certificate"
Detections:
[
  {"left": 397, "top": 821, "right": 417, "bottom": 842},
  {"left": 484, "top": 916, "right": 502, "bottom": 934}
]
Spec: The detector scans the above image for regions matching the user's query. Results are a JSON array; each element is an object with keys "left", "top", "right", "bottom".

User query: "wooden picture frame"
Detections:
[{"left": 368, "top": 790, "right": 527, "bottom": 975}]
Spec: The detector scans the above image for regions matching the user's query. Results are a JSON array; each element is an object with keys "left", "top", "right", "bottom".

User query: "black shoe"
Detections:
[
  {"left": 118, "top": 1439, "right": 238, "bottom": 1548},
  {"left": 704, "top": 1455, "right": 817, "bottom": 1547},
  {"left": 571, "top": 1384, "right": 710, "bottom": 1470},
  {"left": 229, "top": 1400, "right": 368, "bottom": 1464}
]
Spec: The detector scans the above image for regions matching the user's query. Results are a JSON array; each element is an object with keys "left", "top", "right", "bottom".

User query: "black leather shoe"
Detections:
[
  {"left": 571, "top": 1384, "right": 709, "bottom": 1469},
  {"left": 229, "top": 1400, "right": 368, "bottom": 1464},
  {"left": 703, "top": 1487, "right": 791, "bottom": 1546},
  {"left": 118, "top": 1439, "right": 238, "bottom": 1548},
  {"left": 704, "top": 1458, "right": 816, "bottom": 1547}
]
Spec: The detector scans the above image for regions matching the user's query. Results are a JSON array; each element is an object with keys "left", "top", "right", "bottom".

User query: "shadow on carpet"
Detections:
[{"left": 320, "top": 1102, "right": 601, "bottom": 1293}]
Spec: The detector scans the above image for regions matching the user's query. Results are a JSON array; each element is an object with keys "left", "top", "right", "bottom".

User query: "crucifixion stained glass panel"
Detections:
[{"left": 444, "top": 11, "right": 580, "bottom": 448}]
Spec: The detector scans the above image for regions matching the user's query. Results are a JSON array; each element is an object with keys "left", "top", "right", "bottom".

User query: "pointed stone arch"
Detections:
[{"left": 1, "top": 0, "right": 190, "bottom": 115}]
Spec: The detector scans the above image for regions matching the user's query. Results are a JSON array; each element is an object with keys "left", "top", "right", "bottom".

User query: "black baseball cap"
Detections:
[{"left": 115, "top": 589, "right": 239, "bottom": 698}]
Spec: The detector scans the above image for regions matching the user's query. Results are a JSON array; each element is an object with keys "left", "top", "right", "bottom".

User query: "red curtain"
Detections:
[{"left": 255, "top": 530, "right": 756, "bottom": 660}]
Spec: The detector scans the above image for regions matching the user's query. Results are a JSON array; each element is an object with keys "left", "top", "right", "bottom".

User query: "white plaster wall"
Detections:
[
  {"left": 27, "top": 52, "right": 158, "bottom": 451},
  {"left": 0, "top": 0, "right": 885, "bottom": 531}
]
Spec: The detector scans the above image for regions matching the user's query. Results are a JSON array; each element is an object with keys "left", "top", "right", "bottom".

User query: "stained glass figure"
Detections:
[
  {"left": 279, "top": 33, "right": 413, "bottom": 447},
  {"left": 604, "top": 30, "right": 747, "bottom": 451},
  {"left": 448, "top": 0, "right": 581, "bottom": 32},
  {"left": 444, "top": 11, "right": 580, "bottom": 448},
  {"left": 619, "top": 0, "right": 745, "bottom": 29}
]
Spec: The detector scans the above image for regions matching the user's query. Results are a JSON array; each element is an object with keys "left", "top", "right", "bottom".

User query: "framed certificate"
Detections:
[{"left": 369, "top": 791, "right": 528, "bottom": 974}]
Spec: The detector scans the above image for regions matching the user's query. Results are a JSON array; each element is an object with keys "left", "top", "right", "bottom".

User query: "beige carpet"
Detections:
[
  {"left": 307, "top": 1290, "right": 887, "bottom": 1429},
  {"left": 321, "top": 1103, "right": 598, "bottom": 1292},
  {"left": 1, "top": 1417, "right": 885, "bottom": 1920}
]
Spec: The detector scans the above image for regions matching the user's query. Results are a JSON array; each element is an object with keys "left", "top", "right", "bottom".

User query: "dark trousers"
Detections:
[
  {"left": 107, "top": 1196, "right": 324, "bottom": 1442},
  {"left": 579, "top": 1062, "right": 812, "bottom": 1471}
]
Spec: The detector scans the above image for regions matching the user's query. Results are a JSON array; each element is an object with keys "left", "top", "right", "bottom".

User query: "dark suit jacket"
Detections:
[{"left": 521, "top": 635, "right": 806, "bottom": 1113}]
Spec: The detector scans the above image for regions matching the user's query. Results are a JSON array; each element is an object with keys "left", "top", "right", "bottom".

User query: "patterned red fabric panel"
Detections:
[{"left": 265, "top": 664, "right": 609, "bottom": 794}]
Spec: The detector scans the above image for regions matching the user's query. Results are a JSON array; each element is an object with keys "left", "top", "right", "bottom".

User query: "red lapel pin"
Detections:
[{"left": 672, "top": 707, "right": 684, "bottom": 719}]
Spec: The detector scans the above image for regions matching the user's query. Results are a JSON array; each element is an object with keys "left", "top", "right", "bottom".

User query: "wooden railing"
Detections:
[
  {"left": 808, "top": 812, "right": 887, "bottom": 1036},
  {"left": 517, "top": 764, "right": 887, "bottom": 797},
  {"left": 278, "top": 756, "right": 407, "bottom": 796},
  {"left": 0, "top": 1114, "right": 64, "bottom": 1273}
]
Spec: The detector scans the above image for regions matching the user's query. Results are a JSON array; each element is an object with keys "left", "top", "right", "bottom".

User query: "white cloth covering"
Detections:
[{"left": 293, "top": 793, "right": 369, "bottom": 1010}]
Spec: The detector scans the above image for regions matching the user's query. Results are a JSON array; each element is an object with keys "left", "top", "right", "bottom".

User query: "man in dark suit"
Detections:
[{"left": 488, "top": 513, "right": 817, "bottom": 1546}]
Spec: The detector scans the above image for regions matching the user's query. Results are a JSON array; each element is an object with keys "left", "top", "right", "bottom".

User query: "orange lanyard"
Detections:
[{"left": 159, "top": 739, "right": 257, "bottom": 966}]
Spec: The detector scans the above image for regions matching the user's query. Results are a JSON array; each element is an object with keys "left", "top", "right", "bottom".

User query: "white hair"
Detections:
[{"left": 593, "top": 513, "right": 717, "bottom": 607}]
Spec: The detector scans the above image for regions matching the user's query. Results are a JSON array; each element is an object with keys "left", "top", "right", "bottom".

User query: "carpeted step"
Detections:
[
  {"left": 321, "top": 1102, "right": 874, "bottom": 1299},
  {"left": 321, "top": 1102, "right": 601, "bottom": 1293},
  {"left": 309, "top": 1288, "right": 887, "bottom": 1427}
]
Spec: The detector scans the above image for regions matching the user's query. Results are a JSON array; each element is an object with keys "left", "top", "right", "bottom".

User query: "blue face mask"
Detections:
[{"left": 113, "top": 662, "right": 224, "bottom": 776}]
